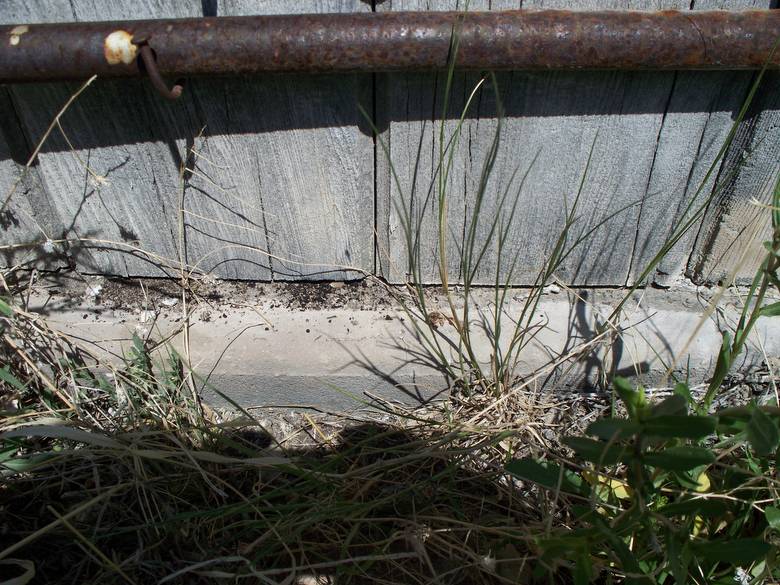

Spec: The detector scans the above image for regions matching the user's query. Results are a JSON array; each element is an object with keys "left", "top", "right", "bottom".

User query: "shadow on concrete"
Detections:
[{"left": 342, "top": 291, "right": 655, "bottom": 402}]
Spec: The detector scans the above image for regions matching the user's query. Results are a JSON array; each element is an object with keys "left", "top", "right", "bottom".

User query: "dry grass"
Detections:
[{"left": 0, "top": 284, "right": 592, "bottom": 585}]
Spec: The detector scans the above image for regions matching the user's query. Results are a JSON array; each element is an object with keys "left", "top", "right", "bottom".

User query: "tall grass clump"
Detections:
[
  {"left": 368, "top": 20, "right": 780, "bottom": 584},
  {"left": 372, "top": 27, "right": 774, "bottom": 402}
]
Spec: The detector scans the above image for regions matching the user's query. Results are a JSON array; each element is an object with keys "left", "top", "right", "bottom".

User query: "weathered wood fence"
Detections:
[{"left": 1, "top": 0, "right": 778, "bottom": 286}]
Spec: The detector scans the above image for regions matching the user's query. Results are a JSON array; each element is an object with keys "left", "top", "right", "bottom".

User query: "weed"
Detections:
[{"left": 507, "top": 168, "right": 780, "bottom": 584}]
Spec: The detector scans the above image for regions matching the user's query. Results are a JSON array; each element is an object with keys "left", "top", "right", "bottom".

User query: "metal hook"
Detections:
[{"left": 133, "top": 37, "right": 183, "bottom": 100}]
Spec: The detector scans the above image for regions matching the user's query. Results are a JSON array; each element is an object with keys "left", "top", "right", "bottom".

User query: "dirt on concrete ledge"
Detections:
[{"left": 17, "top": 271, "right": 738, "bottom": 317}]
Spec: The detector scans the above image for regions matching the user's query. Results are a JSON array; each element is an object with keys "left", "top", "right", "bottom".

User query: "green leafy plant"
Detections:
[
  {"left": 507, "top": 167, "right": 780, "bottom": 584},
  {"left": 508, "top": 378, "right": 779, "bottom": 584}
]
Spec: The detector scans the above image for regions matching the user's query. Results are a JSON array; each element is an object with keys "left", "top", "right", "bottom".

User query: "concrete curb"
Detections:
[{"left": 23, "top": 278, "right": 779, "bottom": 410}]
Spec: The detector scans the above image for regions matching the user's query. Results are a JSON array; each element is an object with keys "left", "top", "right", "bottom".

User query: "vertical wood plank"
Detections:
[
  {"left": 2, "top": 0, "right": 203, "bottom": 277},
  {"left": 376, "top": 0, "right": 487, "bottom": 284},
  {"left": 378, "top": 0, "right": 696, "bottom": 286},
  {"left": 689, "top": 73, "right": 779, "bottom": 284},
  {"left": 630, "top": 0, "right": 772, "bottom": 287},
  {"left": 2, "top": 0, "right": 374, "bottom": 280},
  {"left": 676, "top": 0, "right": 779, "bottom": 285},
  {"left": 0, "top": 4, "right": 73, "bottom": 272},
  {"left": 191, "top": 0, "right": 374, "bottom": 281},
  {"left": 466, "top": 67, "right": 677, "bottom": 285},
  {"left": 0, "top": 90, "right": 64, "bottom": 270},
  {"left": 377, "top": 0, "right": 772, "bottom": 286},
  {"left": 2, "top": 0, "right": 773, "bottom": 286}
]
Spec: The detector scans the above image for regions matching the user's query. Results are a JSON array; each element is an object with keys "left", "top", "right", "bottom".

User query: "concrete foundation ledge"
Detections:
[{"left": 16, "top": 275, "right": 779, "bottom": 410}]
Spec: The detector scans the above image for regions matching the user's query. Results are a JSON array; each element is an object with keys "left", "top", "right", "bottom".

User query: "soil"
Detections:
[
  {"left": 14, "top": 268, "right": 750, "bottom": 319},
  {"left": 27, "top": 273, "right": 396, "bottom": 313}
]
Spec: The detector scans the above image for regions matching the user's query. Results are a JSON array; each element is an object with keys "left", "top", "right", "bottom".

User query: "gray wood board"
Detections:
[
  {"left": 689, "top": 72, "right": 780, "bottom": 285},
  {"left": 0, "top": 89, "right": 65, "bottom": 271},
  {"left": 632, "top": 0, "right": 773, "bottom": 287},
  {"left": 1, "top": 1, "right": 203, "bottom": 278},
  {"left": 376, "top": 0, "right": 771, "bottom": 286},
  {"left": 2, "top": 0, "right": 774, "bottom": 286},
  {"left": 192, "top": 0, "right": 374, "bottom": 281},
  {"left": 0, "top": 0, "right": 374, "bottom": 280}
]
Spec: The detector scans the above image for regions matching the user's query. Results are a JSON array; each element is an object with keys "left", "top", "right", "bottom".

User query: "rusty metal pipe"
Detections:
[{"left": 1, "top": 10, "right": 779, "bottom": 85}]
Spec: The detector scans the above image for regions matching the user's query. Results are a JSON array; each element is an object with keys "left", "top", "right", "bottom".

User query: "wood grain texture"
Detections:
[
  {"left": 378, "top": 0, "right": 680, "bottom": 285},
  {"left": 631, "top": 0, "right": 773, "bottom": 287},
  {"left": 689, "top": 72, "right": 779, "bottom": 284},
  {"left": 187, "top": 0, "right": 374, "bottom": 281},
  {"left": 1, "top": 0, "right": 774, "bottom": 286},
  {"left": 376, "top": 0, "right": 486, "bottom": 284},
  {"left": 376, "top": 0, "right": 772, "bottom": 286},
  {"left": 0, "top": 5, "right": 72, "bottom": 273},
  {"left": 0, "top": 87, "right": 65, "bottom": 270},
  {"left": 1, "top": 0, "right": 373, "bottom": 280},
  {"left": 676, "top": 0, "right": 779, "bottom": 286},
  {"left": 1, "top": 0, "right": 203, "bottom": 277}
]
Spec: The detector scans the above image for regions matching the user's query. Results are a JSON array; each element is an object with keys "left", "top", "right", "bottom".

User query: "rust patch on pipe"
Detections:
[
  {"left": 0, "top": 10, "right": 778, "bottom": 83},
  {"left": 103, "top": 30, "right": 137, "bottom": 65}
]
